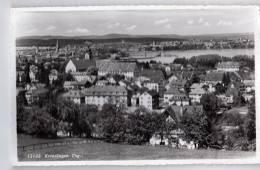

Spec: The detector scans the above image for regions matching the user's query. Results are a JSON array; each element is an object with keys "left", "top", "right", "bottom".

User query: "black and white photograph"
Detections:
[{"left": 14, "top": 6, "right": 258, "bottom": 163}]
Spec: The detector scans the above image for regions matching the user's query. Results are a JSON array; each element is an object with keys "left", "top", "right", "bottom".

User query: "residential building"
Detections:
[
  {"left": 96, "top": 80, "right": 109, "bottom": 86},
  {"left": 98, "top": 61, "right": 137, "bottom": 78},
  {"left": 189, "top": 83, "right": 207, "bottom": 103},
  {"left": 83, "top": 85, "right": 128, "bottom": 108},
  {"left": 63, "top": 81, "right": 87, "bottom": 90},
  {"left": 139, "top": 90, "right": 159, "bottom": 110},
  {"left": 204, "top": 71, "right": 224, "bottom": 85},
  {"left": 63, "top": 90, "right": 84, "bottom": 104},
  {"left": 164, "top": 88, "right": 189, "bottom": 106},
  {"left": 143, "top": 81, "right": 159, "bottom": 92},
  {"left": 216, "top": 61, "right": 240, "bottom": 72},
  {"left": 217, "top": 84, "right": 239, "bottom": 104},
  {"left": 29, "top": 65, "right": 38, "bottom": 82},
  {"left": 25, "top": 87, "right": 48, "bottom": 105},
  {"left": 166, "top": 79, "right": 187, "bottom": 91},
  {"left": 71, "top": 72, "right": 96, "bottom": 83},
  {"left": 137, "top": 69, "right": 165, "bottom": 95}
]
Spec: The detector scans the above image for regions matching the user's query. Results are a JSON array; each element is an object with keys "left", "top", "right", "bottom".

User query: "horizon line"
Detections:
[{"left": 16, "top": 32, "right": 254, "bottom": 39}]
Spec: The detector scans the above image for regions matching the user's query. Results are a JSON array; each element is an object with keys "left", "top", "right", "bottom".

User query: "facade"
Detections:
[
  {"left": 83, "top": 86, "right": 128, "bottom": 108},
  {"left": 166, "top": 79, "right": 187, "bottom": 91},
  {"left": 137, "top": 69, "right": 165, "bottom": 96},
  {"left": 29, "top": 65, "right": 38, "bottom": 82},
  {"left": 139, "top": 91, "right": 159, "bottom": 110},
  {"left": 63, "top": 90, "right": 84, "bottom": 104},
  {"left": 143, "top": 81, "right": 159, "bottom": 92},
  {"left": 204, "top": 71, "right": 224, "bottom": 85},
  {"left": 25, "top": 87, "right": 48, "bottom": 105},
  {"left": 63, "top": 81, "right": 86, "bottom": 90},
  {"left": 216, "top": 61, "right": 240, "bottom": 72},
  {"left": 164, "top": 88, "right": 189, "bottom": 106},
  {"left": 189, "top": 83, "right": 207, "bottom": 103},
  {"left": 71, "top": 72, "right": 96, "bottom": 83},
  {"left": 98, "top": 61, "right": 137, "bottom": 78}
]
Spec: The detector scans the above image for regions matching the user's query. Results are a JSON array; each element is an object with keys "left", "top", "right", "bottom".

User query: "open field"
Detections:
[{"left": 17, "top": 135, "right": 255, "bottom": 161}]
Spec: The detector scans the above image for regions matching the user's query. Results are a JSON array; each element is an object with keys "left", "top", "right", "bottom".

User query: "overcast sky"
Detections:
[{"left": 15, "top": 8, "right": 256, "bottom": 37}]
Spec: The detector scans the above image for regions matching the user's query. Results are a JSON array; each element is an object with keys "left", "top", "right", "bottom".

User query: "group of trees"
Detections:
[
  {"left": 198, "top": 94, "right": 255, "bottom": 150},
  {"left": 17, "top": 94, "right": 256, "bottom": 150},
  {"left": 17, "top": 100, "right": 162, "bottom": 145}
]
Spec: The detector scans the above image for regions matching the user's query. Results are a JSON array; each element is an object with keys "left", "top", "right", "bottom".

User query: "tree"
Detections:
[
  {"left": 84, "top": 81, "right": 92, "bottom": 88},
  {"left": 222, "top": 72, "right": 231, "bottom": 88},
  {"left": 126, "top": 108, "right": 158, "bottom": 145},
  {"left": 17, "top": 105, "right": 29, "bottom": 133},
  {"left": 24, "top": 107, "right": 58, "bottom": 138},
  {"left": 191, "top": 73, "right": 200, "bottom": 84},
  {"left": 233, "top": 91, "right": 246, "bottom": 106},
  {"left": 99, "top": 104, "right": 127, "bottom": 143},
  {"left": 37, "top": 63, "right": 50, "bottom": 85},
  {"left": 215, "top": 82, "right": 226, "bottom": 94},
  {"left": 246, "top": 97, "right": 255, "bottom": 141},
  {"left": 180, "top": 110, "right": 211, "bottom": 148},
  {"left": 200, "top": 93, "right": 220, "bottom": 122}
]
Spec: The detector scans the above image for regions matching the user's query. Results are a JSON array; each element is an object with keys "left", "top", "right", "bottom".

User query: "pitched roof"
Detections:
[
  {"left": 163, "top": 105, "right": 203, "bottom": 124},
  {"left": 82, "top": 85, "right": 127, "bottom": 96},
  {"left": 138, "top": 69, "right": 165, "bottom": 83},
  {"left": 204, "top": 71, "right": 224, "bottom": 82},
  {"left": 169, "top": 79, "right": 187, "bottom": 88},
  {"left": 63, "top": 90, "right": 83, "bottom": 98},
  {"left": 217, "top": 61, "right": 240, "bottom": 68},
  {"left": 71, "top": 59, "right": 96, "bottom": 71},
  {"left": 98, "top": 61, "right": 136, "bottom": 73}
]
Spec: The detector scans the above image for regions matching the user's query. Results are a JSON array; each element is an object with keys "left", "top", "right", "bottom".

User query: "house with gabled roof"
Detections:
[
  {"left": 82, "top": 85, "right": 128, "bottom": 108},
  {"left": 164, "top": 87, "right": 189, "bottom": 106},
  {"left": 98, "top": 61, "right": 137, "bottom": 78},
  {"left": 204, "top": 70, "right": 224, "bottom": 85},
  {"left": 65, "top": 58, "right": 96, "bottom": 73},
  {"left": 137, "top": 69, "right": 165, "bottom": 95}
]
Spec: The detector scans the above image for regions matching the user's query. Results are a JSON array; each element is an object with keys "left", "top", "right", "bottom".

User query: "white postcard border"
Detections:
[{"left": 10, "top": 5, "right": 260, "bottom": 166}]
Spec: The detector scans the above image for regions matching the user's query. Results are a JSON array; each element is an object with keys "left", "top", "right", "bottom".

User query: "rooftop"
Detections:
[
  {"left": 217, "top": 61, "right": 240, "bottom": 68},
  {"left": 71, "top": 59, "right": 96, "bottom": 71},
  {"left": 98, "top": 61, "right": 136, "bottom": 73},
  {"left": 138, "top": 69, "right": 165, "bottom": 83},
  {"left": 82, "top": 85, "right": 127, "bottom": 96},
  {"left": 204, "top": 71, "right": 224, "bottom": 82}
]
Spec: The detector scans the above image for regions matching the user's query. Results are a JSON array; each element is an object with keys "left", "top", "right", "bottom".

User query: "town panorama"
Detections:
[{"left": 15, "top": 9, "right": 256, "bottom": 161}]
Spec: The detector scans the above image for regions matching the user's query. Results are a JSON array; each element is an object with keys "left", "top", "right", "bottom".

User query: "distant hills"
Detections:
[{"left": 16, "top": 33, "right": 254, "bottom": 47}]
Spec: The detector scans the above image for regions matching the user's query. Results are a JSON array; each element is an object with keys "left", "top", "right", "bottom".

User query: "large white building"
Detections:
[
  {"left": 97, "top": 61, "right": 137, "bottom": 78},
  {"left": 216, "top": 61, "right": 240, "bottom": 72},
  {"left": 83, "top": 86, "right": 128, "bottom": 108},
  {"left": 139, "top": 91, "right": 159, "bottom": 110}
]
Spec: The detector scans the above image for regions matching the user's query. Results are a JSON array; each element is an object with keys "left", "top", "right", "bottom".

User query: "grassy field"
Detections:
[{"left": 17, "top": 135, "right": 255, "bottom": 161}]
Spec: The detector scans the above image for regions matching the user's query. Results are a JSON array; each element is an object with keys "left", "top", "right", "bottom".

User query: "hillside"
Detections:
[{"left": 16, "top": 33, "right": 254, "bottom": 47}]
